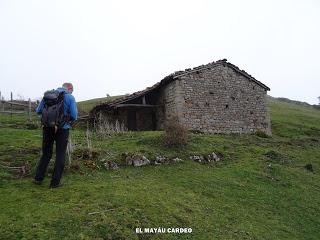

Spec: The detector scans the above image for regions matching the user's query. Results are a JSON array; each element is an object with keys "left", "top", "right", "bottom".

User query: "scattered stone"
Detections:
[
  {"left": 171, "top": 157, "right": 183, "bottom": 163},
  {"left": 207, "top": 152, "right": 220, "bottom": 162},
  {"left": 132, "top": 155, "right": 150, "bottom": 167},
  {"left": 189, "top": 155, "right": 204, "bottom": 162},
  {"left": 190, "top": 152, "right": 222, "bottom": 163},
  {"left": 125, "top": 155, "right": 133, "bottom": 166},
  {"left": 124, "top": 153, "right": 150, "bottom": 167},
  {"left": 155, "top": 155, "right": 167, "bottom": 165},
  {"left": 104, "top": 160, "right": 119, "bottom": 170}
]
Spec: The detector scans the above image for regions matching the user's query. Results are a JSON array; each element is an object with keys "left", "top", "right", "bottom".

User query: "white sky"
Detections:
[{"left": 0, "top": 0, "right": 319, "bottom": 104}]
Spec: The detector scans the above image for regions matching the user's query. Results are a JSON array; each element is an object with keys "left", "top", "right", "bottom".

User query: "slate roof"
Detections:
[{"left": 91, "top": 59, "right": 270, "bottom": 113}]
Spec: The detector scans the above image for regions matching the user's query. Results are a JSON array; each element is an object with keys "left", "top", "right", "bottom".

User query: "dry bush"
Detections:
[
  {"left": 94, "top": 113, "right": 127, "bottom": 137},
  {"left": 164, "top": 116, "right": 189, "bottom": 147}
]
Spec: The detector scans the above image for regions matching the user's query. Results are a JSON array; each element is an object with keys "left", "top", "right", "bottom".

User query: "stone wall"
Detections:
[
  {"left": 95, "top": 63, "right": 271, "bottom": 134},
  {"left": 156, "top": 80, "right": 185, "bottom": 129},
  {"left": 165, "top": 65, "right": 271, "bottom": 134}
]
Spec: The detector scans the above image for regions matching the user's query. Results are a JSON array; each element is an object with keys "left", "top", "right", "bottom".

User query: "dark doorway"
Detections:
[
  {"left": 151, "top": 110, "right": 157, "bottom": 130},
  {"left": 127, "top": 110, "right": 137, "bottom": 130}
]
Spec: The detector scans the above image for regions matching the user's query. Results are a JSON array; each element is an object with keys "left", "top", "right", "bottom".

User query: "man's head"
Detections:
[{"left": 62, "top": 82, "right": 73, "bottom": 94}]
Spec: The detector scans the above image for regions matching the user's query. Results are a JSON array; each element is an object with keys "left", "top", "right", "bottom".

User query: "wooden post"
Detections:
[
  {"left": 1, "top": 92, "right": 4, "bottom": 112},
  {"left": 28, "top": 98, "right": 31, "bottom": 121},
  {"left": 10, "top": 92, "right": 13, "bottom": 119}
]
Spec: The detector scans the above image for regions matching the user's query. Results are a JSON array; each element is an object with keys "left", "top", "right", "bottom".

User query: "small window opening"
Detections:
[{"left": 225, "top": 104, "right": 229, "bottom": 109}]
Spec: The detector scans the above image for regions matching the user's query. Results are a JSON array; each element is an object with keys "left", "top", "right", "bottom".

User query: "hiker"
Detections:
[{"left": 34, "top": 83, "right": 78, "bottom": 188}]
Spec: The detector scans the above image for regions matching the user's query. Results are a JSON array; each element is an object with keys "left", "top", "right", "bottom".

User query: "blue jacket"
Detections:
[{"left": 36, "top": 88, "right": 78, "bottom": 129}]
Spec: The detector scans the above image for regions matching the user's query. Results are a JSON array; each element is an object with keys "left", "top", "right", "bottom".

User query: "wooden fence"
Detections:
[
  {"left": 0, "top": 91, "right": 90, "bottom": 123},
  {"left": 0, "top": 91, "right": 37, "bottom": 120}
]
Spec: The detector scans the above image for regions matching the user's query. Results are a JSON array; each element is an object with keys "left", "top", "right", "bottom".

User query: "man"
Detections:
[{"left": 34, "top": 82, "right": 78, "bottom": 188}]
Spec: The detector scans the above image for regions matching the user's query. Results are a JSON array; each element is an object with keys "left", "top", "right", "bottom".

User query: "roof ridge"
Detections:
[{"left": 172, "top": 59, "right": 270, "bottom": 91}]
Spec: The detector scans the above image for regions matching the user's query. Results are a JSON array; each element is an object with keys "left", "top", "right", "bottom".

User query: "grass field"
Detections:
[
  {"left": 0, "top": 98, "right": 320, "bottom": 239},
  {"left": 77, "top": 95, "right": 122, "bottom": 114}
]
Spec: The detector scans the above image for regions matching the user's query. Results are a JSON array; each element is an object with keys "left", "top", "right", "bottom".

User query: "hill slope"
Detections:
[
  {"left": 77, "top": 95, "right": 123, "bottom": 114},
  {"left": 0, "top": 98, "right": 319, "bottom": 239}
]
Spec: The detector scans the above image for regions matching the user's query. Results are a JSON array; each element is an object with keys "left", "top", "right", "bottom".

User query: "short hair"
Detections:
[{"left": 62, "top": 82, "right": 73, "bottom": 93}]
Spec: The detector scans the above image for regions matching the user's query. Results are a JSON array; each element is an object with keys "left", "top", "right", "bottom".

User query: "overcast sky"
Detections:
[{"left": 0, "top": 0, "right": 319, "bottom": 104}]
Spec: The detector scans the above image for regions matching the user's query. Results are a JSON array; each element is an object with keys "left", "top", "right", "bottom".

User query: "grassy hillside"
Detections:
[
  {"left": 0, "top": 99, "right": 320, "bottom": 239},
  {"left": 77, "top": 95, "right": 123, "bottom": 114}
]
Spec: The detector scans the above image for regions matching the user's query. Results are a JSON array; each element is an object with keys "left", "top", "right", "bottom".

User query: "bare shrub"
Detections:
[
  {"left": 164, "top": 116, "right": 188, "bottom": 147},
  {"left": 94, "top": 112, "right": 127, "bottom": 137}
]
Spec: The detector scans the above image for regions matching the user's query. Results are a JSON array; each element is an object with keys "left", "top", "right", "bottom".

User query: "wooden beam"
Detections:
[
  {"left": 0, "top": 111, "right": 25, "bottom": 114},
  {"left": 3, "top": 101, "right": 30, "bottom": 107}
]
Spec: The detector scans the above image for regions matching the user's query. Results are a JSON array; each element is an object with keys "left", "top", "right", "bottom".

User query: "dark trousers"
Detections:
[{"left": 35, "top": 127, "right": 69, "bottom": 185}]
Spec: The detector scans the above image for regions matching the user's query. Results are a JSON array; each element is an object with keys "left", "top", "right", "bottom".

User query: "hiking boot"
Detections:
[{"left": 49, "top": 183, "right": 63, "bottom": 189}]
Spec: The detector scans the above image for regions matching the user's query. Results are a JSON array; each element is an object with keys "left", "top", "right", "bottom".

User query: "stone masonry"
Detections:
[
  {"left": 165, "top": 65, "right": 271, "bottom": 134},
  {"left": 91, "top": 59, "right": 271, "bottom": 134}
]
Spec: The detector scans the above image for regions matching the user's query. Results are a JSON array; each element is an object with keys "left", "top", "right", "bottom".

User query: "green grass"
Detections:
[
  {"left": 0, "top": 99, "right": 320, "bottom": 239},
  {"left": 77, "top": 95, "right": 122, "bottom": 114}
]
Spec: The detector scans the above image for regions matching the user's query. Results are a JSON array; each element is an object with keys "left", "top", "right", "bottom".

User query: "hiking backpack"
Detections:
[{"left": 41, "top": 90, "right": 65, "bottom": 128}]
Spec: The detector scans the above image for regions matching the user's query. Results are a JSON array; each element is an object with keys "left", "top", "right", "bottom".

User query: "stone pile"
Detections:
[
  {"left": 125, "top": 154, "right": 150, "bottom": 167},
  {"left": 189, "top": 155, "right": 204, "bottom": 163},
  {"left": 190, "top": 152, "right": 222, "bottom": 163},
  {"left": 206, "top": 152, "right": 220, "bottom": 162},
  {"left": 104, "top": 160, "right": 119, "bottom": 170},
  {"left": 154, "top": 156, "right": 184, "bottom": 165},
  {"left": 155, "top": 155, "right": 167, "bottom": 165}
]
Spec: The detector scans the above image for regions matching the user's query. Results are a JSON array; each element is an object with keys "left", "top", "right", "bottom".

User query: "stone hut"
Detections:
[{"left": 90, "top": 59, "right": 271, "bottom": 134}]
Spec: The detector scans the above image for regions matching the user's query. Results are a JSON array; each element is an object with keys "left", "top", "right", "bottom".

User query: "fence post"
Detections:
[
  {"left": 10, "top": 92, "right": 13, "bottom": 119},
  {"left": 1, "top": 92, "right": 4, "bottom": 112},
  {"left": 28, "top": 98, "right": 31, "bottom": 121}
]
